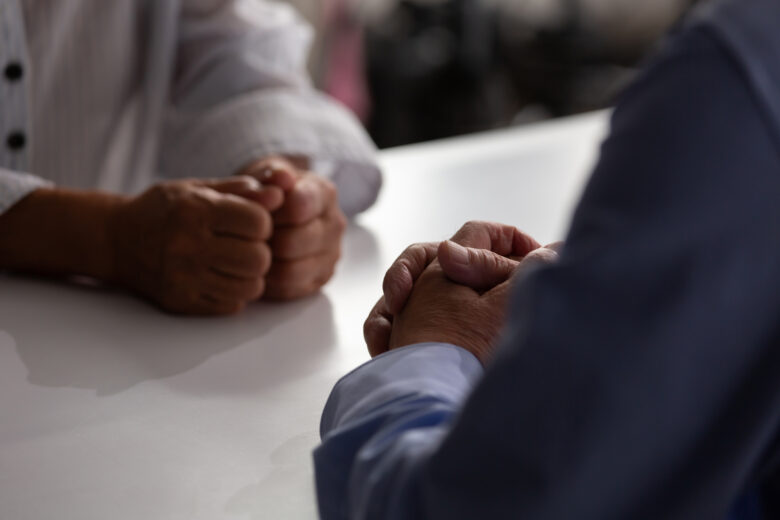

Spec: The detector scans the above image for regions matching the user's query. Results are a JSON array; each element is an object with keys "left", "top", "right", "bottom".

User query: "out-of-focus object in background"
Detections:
[
  {"left": 362, "top": 0, "right": 508, "bottom": 148},
  {"left": 360, "top": 0, "right": 702, "bottom": 148},
  {"left": 281, "top": 0, "right": 371, "bottom": 121},
  {"left": 493, "top": 0, "right": 701, "bottom": 118},
  {"left": 321, "top": 0, "right": 372, "bottom": 122}
]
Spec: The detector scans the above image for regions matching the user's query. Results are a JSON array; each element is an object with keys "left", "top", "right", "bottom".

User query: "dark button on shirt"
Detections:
[
  {"left": 7, "top": 132, "right": 26, "bottom": 151},
  {"left": 4, "top": 62, "right": 23, "bottom": 81}
]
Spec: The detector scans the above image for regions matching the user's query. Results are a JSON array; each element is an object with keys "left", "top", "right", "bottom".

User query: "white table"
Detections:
[{"left": 0, "top": 112, "right": 608, "bottom": 520}]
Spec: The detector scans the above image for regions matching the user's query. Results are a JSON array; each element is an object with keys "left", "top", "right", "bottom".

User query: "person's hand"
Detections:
[
  {"left": 382, "top": 221, "right": 542, "bottom": 314},
  {"left": 384, "top": 257, "right": 511, "bottom": 363},
  {"left": 108, "top": 176, "right": 282, "bottom": 315},
  {"left": 364, "top": 221, "right": 560, "bottom": 360},
  {"left": 383, "top": 241, "right": 563, "bottom": 364},
  {"left": 241, "top": 156, "right": 347, "bottom": 300}
]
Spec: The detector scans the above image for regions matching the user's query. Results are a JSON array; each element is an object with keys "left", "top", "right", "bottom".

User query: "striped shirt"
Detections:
[{"left": 0, "top": 0, "right": 381, "bottom": 217}]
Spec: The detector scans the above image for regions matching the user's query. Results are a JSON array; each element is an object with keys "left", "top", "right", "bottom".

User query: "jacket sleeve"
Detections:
[
  {"left": 314, "top": 26, "right": 780, "bottom": 520},
  {"left": 161, "top": 0, "right": 381, "bottom": 216}
]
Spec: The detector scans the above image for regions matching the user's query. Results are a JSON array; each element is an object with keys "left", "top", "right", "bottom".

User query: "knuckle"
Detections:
[
  {"left": 461, "top": 220, "right": 484, "bottom": 233},
  {"left": 169, "top": 201, "right": 203, "bottom": 231},
  {"left": 148, "top": 181, "right": 182, "bottom": 200},
  {"left": 525, "top": 248, "right": 558, "bottom": 266},
  {"left": 382, "top": 267, "right": 402, "bottom": 296},
  {"left": 405, "top": 243, "right": 428, "bottom": 264},
  {"left": 335, "top": 210, "right": 347, "bottom": 234},
  {"left": 387, "top": 258, "right": 410, "bottom": 287}
]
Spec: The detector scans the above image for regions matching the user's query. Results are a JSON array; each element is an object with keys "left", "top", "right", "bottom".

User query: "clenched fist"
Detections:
[
  {"left": 364, "top": 221, "right": 562, "bottom": 364},
  {"left": 108, "top": 176, "right": 283, "bottom": 315},
  {"left": 242, "top": 157, "right": 347, "bottom": 300}
]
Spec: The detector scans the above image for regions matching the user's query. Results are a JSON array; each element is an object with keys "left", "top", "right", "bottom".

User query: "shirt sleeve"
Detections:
[
  {"left": 161, "top": 0, "right": 381, "bottom": 217},
  {"left": 314, "top": 26, "right": 780, "bottom": 520},
  {"left": 315, "top": 343, "right": 484, "bottom": 520},
  {"left": 0, "top": 168, "right": 52, "bottom": 215}
]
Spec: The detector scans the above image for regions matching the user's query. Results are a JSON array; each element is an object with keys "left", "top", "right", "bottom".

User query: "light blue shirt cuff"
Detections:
[
  {"left": 0, "top": 169, "right": 52, "bottom": 215},
  {"left": 316, "top": 343, "right": 484, "bottom": 519},
  {"left": 320, "top": 342, "right": 484, "bottom": 437}
]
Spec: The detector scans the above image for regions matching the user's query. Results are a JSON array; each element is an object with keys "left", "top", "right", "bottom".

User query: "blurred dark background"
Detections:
[{"left": 285, "top": 0, "right": 704, "bottom": 148}]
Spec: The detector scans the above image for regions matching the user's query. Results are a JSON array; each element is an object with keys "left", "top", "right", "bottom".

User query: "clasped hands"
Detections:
[
  {"left": 364, "top": 221, "right": 562, "bottom": 364},
  {"left": 110, "top": 157, "right": 346, "bottom": 314}
]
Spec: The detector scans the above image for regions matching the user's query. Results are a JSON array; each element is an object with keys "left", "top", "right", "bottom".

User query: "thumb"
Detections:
[
  {"left": 201, "top": 176, "right": 285, "bottom": 212},
  {"left": 438, "top": 240, "right": 520, "bottom": 291}
]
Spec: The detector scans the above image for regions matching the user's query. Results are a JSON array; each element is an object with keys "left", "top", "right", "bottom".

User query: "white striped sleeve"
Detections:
[
  {"left": 0, "top": 168, "right": 51, "bottom": 215},
  {"left": 161, "top": 0, "right": 381, "bottom": 217}
]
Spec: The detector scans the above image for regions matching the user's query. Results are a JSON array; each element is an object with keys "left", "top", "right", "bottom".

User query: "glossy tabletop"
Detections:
[{"left": 0, "top": 111, "right": 608, "bottom": 520}]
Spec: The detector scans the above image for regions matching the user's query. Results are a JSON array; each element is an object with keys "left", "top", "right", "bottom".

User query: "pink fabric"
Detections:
[{"left": 322, "top": 0, "right": 371, "bottom": 122}]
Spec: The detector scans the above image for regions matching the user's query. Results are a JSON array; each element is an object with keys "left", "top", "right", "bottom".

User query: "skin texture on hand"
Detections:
[
  {"left": 365, "top": 221, "right": 562, "bottom": 363},
  {"left": 241, "top": 156, "right": 347, "bottom": 301},
  {"left": 109, "top": 176, "right": 281, "bottom": 315},
  {"left": 386, "top": 259, "right": 513, "bottom": 364}
]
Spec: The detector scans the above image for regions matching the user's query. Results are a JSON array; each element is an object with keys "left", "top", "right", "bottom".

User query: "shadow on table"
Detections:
[
  {"left": 342, "top": 222, "right": 381, "bottom": 271},
  {"left": 2, "top": 274, "right": 337, "bottom": 396}
]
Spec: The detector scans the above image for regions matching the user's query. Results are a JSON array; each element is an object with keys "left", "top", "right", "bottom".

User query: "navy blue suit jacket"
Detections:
[{"left": 316, "top": 0, "right": 780, "bottom": 517}]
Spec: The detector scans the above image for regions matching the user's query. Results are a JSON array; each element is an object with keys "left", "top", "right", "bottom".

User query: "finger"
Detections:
[
  {"left": 201, "top": 271, "right": 266, "bottom": 302},
  {"left": 197, "top": 176, "right": 261, "bottom": 195},
  {"left": 382, "top": 242, "right": 440, "bottom": 315},
  {"left": 545, "top": 241, "right": 565, "bottom": 254},
  {"left": 240, "top": 185, "right": 285, "bottom": 212},
  {"left": 194, "top": 175, "right": 285, "bottom": 211},
  {"left": 451, "top": 221, "right": 541, "bottom": 257},
  {"left": 514, "top": 247, "right": 560, "bottom": 278},
  {"left": 207, "top": 237, "right": 272, "bottom": 278},
  {"left": 263, "top": 247, "right": 341, "bottom": 300},
  {"left": 438, "top": 240, "right": 520, "bottom": 291},
  {"left": 271, "top": 205, "right": 346, "bottom": 260},
  {"left": 240, "top": 157, "right": 299, "bottom": 191},
  {"left": 274, "top": 175, "right": 338, "bottom": 226},
  {"left": 207, "top": 193, "right": 273, "bottom": 241},
  {"left": 364, "top": 296, "right": 394, "bottom": 358}
]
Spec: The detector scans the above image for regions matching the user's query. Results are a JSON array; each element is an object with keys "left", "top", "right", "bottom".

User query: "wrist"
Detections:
[
  {"left": 83, "top": 190, "right": 129, "bottom": 282},
  {"left": 0, "top": 187, "right": 128, "bottom": 280}
]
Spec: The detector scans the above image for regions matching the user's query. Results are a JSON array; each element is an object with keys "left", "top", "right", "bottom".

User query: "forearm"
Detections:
[{"left": 0, "top": 187, "right": 126, "bottom": 280}]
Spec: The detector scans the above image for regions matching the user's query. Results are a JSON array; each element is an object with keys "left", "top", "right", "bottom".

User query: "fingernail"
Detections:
[
  {"left": 444, "top": 240, "right": 470, "bottom": 267},
  {"left": 244, "top": 176, "right": 261, "bottom": 189},
  {"left": 259, "top": 167, "right": 275, "bottom": 181}
]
